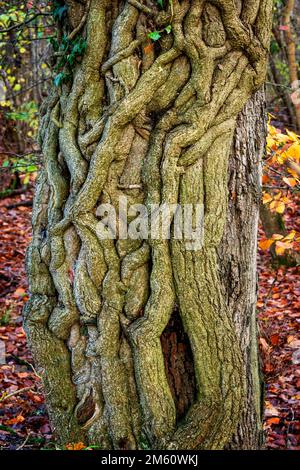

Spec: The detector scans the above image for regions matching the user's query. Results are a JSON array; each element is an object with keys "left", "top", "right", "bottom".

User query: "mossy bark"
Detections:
[{"left": 24, "top": 0, "right": 273, "bottom": 450}]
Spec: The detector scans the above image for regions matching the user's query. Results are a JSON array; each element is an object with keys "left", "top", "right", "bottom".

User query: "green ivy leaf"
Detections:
[
  {"left": 165, "top": 24, "right": 172, "bottom": 34},
  {"left": 61, "top": 34, "right": 71, "bottom": 50},
  {"left": 49, "top": 37, "right": 59, "bottom": 52},
  {"left": 54, "top": 72, "right": 65, "bottom": 87},
  {"left": 67, "top": 53, "right": 75, "bottom": 65},
  {"left": 157, "top": 0, "right": 164, "bottom": 7},
  {"left": 72, "top": 38, "right": 87, "bottom": 56},
  {"left": 53, "top": 4, "right": 68, "bottom": 21},
  {"left": 27, "top": 164, "right": 38, "bottom": 173},
  {"left": 270, "top": 39, "right": 280, "bottom": 55},
  {"left": 55, "top": 55, "right": 67, "bottom": 71},
  {"left": 148, "top": 31, "right": 161, "bottom": 41},
  {"left": 5, "top": 111, "right": 28, "bottom": 121}
]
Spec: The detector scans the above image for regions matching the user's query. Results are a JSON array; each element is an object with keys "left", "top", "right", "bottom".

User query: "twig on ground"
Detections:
[
  {"left": 0, "top": 386, "right": 34, "bottom": 403},
  {"left": 16, "top": 432, "right": 32, "bottom": 450},
  {"left": 6, "top": 201, "right": 33, "bottom": 210}
]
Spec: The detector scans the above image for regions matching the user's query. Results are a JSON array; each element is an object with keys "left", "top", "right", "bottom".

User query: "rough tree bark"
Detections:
[{"left": 24, "top": 0, "right": 273, "bottom": 450}]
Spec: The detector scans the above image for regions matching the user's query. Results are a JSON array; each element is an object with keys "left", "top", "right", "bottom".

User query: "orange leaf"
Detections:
[
  {"left": 144, "top": 43, "right": 154, "bottom": 54},
  {"left": 272, "top": 293, "right": 280, "bottom": 300},
  {"left": 264, "top": 363, "right": 274, "bottom": 373},
  {"left": 267, "top": 417, "right": 280, "bottom": 425},
  {"left": 262, "top": 192, "right": 273, "bottom": 204},
  {"left": 275, "top": 242, "right": 286, "bottom": 256},
  {"left": 259, "top": 239, "right": 274, "bottom": 251},
  {"left": 17, "top": 372, "right": 29, "bottom": 378},
  {"left": 286, "top": 142, "right": 300, "bottom": 161},
  {"left": 12, "top": 287, "right": 26, "bottom": 298},
  {"left": 262, "top": 174, "right": 270, "bottom": 184},
  {"left": 283, "top": 177, "right": 297, "bottom": 187},
  {"left": 6, "top": 415, "right": 25, "bottom": 425},
  {"left": 32, "top": 394, "right": 43, "bottom": 403},
  {"left": 66, "top": 442, "right": 86, "bottom": 450},
  {"left": 270, "top": 333, "right": 280, "bottom": 345},
  {"left": 287, "top": 335, "right": 295, "bottom": 344}
]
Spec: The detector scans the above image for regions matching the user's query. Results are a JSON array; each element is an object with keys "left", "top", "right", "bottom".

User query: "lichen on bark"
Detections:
[{"left": 24, "top": 0, "right": 273, "bottom": 450}]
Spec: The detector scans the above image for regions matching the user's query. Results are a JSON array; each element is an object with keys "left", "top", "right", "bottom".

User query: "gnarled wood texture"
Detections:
[{"left": 24, "top": 0, "right": 272, "bottom": 450}]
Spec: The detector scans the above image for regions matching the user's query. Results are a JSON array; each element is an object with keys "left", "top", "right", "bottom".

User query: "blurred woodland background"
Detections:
[{"left": 0, "top": 0, "right": 300, "bottom": 450}]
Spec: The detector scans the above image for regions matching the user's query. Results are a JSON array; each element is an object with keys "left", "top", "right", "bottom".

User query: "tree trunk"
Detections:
[
  {"left": 221, "top": 89, "right": 267, "bottom": 449},
  {"left": 24, "top": 0, "right": 272, "bottom": 450}
]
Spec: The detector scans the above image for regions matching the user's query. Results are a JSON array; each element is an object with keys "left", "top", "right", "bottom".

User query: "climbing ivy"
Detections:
[
  {"left": 52, "top": 35, "right": 87, "bottom": 86},
  {"left": 52, "top": 0, "right": 68, "bottom": 22},
  {"left": 148, "top": 0, "right": 173, "bottom": 42}
]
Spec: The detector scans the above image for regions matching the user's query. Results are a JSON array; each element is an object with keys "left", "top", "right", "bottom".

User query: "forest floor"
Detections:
[{"left": 0, "top": 190, "right": 299, "bottom": 450}]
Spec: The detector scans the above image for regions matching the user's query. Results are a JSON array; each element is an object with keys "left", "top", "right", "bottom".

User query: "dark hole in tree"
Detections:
[{"left": 161, "top": 307, "right": 197, "bottom": 420}]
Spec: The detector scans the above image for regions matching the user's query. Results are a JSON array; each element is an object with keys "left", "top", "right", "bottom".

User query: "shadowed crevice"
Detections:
[{"left": 161, "top": 307, "right": 197, "bottom": 420}]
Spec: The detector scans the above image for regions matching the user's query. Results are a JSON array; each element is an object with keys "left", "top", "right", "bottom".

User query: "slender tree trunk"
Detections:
[
  {"left": 24, "top": 0, "right": 273, "bottom": 450},
  {"left": 283, "top": 0, "right": 300, "bottom": 132},
  {"left": 221, "top": 89, "right": 266, "bottom": 449}
]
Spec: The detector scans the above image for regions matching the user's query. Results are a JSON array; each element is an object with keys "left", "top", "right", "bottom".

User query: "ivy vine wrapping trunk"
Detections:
[{"left": 24, "top": 0, "right": 273, "bottom": 450}]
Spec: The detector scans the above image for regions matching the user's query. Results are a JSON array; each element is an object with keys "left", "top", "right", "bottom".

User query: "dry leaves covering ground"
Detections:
[{"left": 0, "top": 191, "right": 299, "bottom": 450}]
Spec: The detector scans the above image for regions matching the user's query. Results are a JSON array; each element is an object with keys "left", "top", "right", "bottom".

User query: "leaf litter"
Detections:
[{"left": 0, "top": 190, "right": 299, "bottom": 449}]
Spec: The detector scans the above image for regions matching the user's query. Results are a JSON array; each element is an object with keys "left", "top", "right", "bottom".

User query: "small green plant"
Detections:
[
  {"left": 148, "top": 25, "right": 172, "bottom": 42},
  {"left": 139, "top": 434, "right": 151, "bottom": 450},
  {"left": 148, "top": 0, "right": 173, "bottom": 42},
  {"left": 0, "top": 308, "right": 12, "bottom": 326},
  {"left": 2, "top": 156, "right": 38, "bottom": 177},
  {"left": 5, "top": 100, "right": 38, "bottom": 138}
]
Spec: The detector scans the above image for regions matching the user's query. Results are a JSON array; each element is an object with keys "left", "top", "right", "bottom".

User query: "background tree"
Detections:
[
  {"left": 267, "top": 0, "right": 300, "bottom": 131},
  {"left": 24, "top": 0, "right": 273, "bottom": 450},
  {"left": 260, "top": 0, "right": 300, "bottom": 268},
  {"left": 0, "top": 0, "right": 51, "bottom": 195}
]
